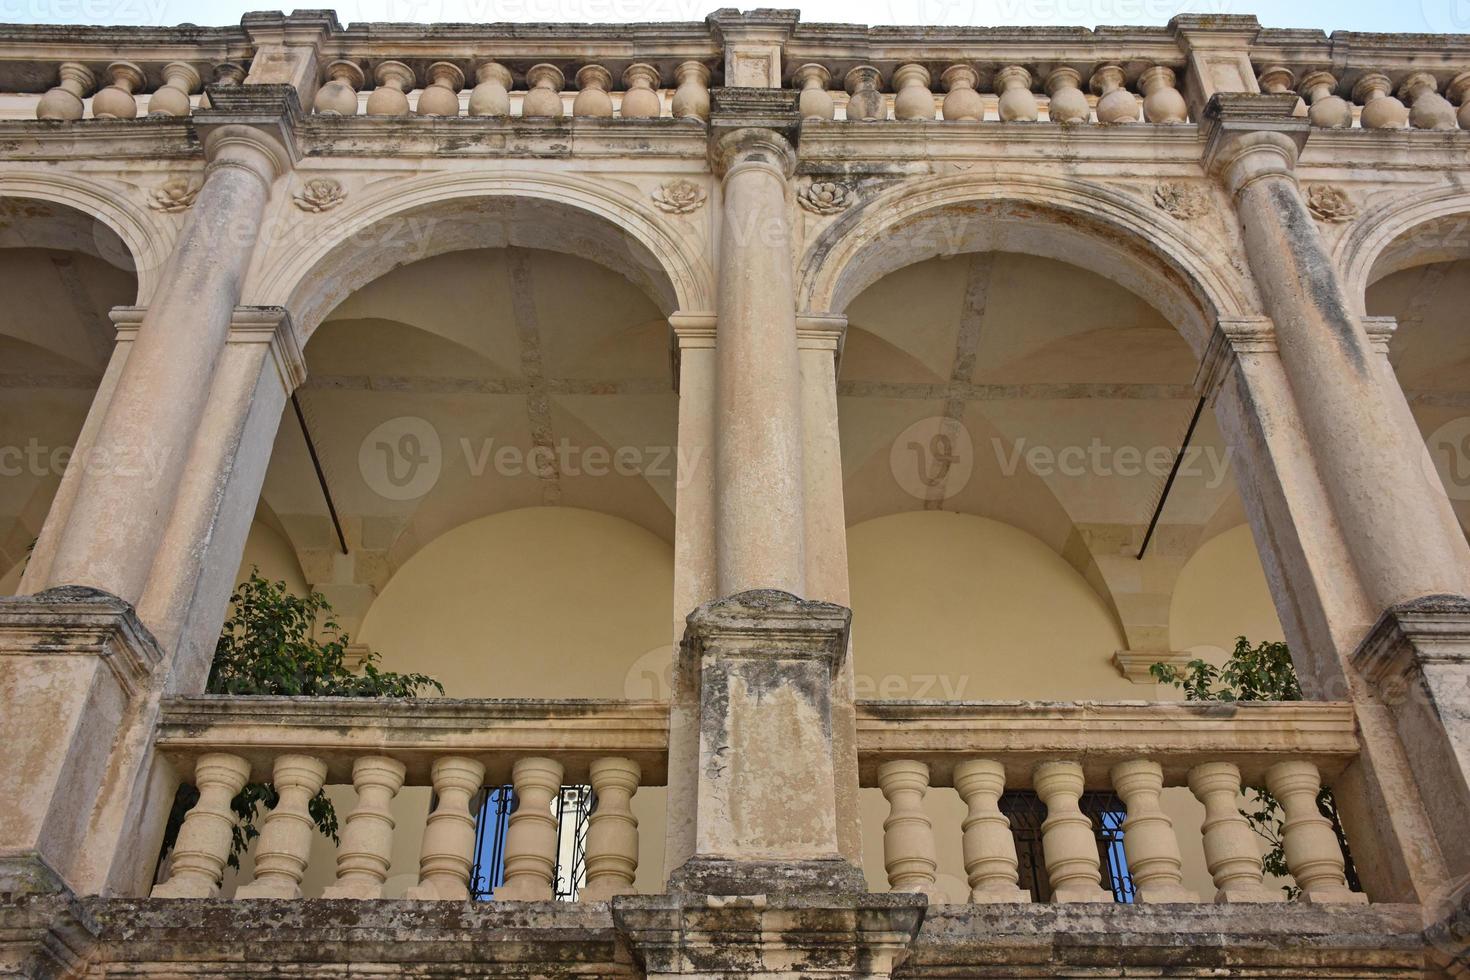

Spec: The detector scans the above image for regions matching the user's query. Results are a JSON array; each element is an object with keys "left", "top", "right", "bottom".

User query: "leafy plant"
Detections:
[
  {"left": 1152, "top": 637, "right": 1355, "bottom": 898},
  {"left": 160, "top": 570, "right": 442, "bottom": 871}
]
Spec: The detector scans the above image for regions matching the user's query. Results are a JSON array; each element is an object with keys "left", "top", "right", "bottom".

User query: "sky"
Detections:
[{"left": 1, "top": 0, "right": 1466, "bottom": 34}]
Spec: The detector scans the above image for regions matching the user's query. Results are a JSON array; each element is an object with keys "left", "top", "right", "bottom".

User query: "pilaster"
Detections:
[{"left": 708, "top": 9, "right": 799, "bottom": 88}]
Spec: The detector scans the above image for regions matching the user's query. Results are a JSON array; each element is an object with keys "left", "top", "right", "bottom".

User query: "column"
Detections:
[
  {"left": 712, "top": 127, "right": 804, "bottom": 597},
  {"left": 798, "top": 313, "right": 862, "bottom": 867},
  {"left": 1205, "top": 93, "right": 1470, "bottom": 896},
  {"left": 663, "top": 314, "right": 718, "bottom": 883},
  {"left": 43, "top": 112, "right": 293, "bottom": 609}
]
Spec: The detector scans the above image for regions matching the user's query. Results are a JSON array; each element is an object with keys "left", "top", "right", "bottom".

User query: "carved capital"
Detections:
[
  {"left": 1193, "top": 316, "right": 1275, "bottom": 399},
  {"left": 711, "top": 126, "right": 796, "bottom": 181},
  {"left": 1200, "top": 94, "right": 1307, "bottom": 197},
  {"left": 194, "top": 84, "right": 303, "bottom": 184}
]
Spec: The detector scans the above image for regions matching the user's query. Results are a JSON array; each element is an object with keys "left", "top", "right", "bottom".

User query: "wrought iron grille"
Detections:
[
  {"left": 468, "top": 783, "right": 595, "bottom": 901},
  {"left": 999, "top": 789, "right": 1136, "bottom": 903}
]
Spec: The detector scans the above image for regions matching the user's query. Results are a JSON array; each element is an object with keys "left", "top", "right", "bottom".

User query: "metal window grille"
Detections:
[
  {"left": 999, "top": 789, "right": 1135, "bottom": 903},
  {"left": 469, "top": 783, "right": 595, "bottom": 902}
]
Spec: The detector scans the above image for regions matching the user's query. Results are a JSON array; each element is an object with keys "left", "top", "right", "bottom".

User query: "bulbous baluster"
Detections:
[
  {"left": 1257, "top": 65, "right": 1304, "bottom": 117},
  {"left": 148, "top": 62, "right": 200, "bottom": 117},
  {"left": 1264, "top": 761, "right": 1366, "bottom": 904},
  {"left": 1110, "top": 759, "right": 1196, "bottom": 902},
  {"left": 995, "top": 65, "right": 1037, "bottom": 121},
  {"left": 620, "top": 63, "right": 662, "bottom": 118},
  {"left": 940, "top": 64, "right": 982, "bottom": 121},
  {"left": 366, "top": 61, "right": 414, "bottom": 116},
  {"left": 573, "top": 65, "right": 614, "bottom": 118},
  {"left": 1399, "top": 71, "right": 1457, "bottom": 130},
  {"left": 468, "top": 61, "right": 512, "bottom": 117},
  {"left": 794, "top": 63, "right": 834, "bottom": 121},
  {"left": 417, "top": 62, "right": 464, "bottom": 117},
  {"left": 1448, "top": 72, "right": 1470, "bottom": 130},
  {"left": 877, "top": 759, "right": 944, "bottom": 901},
  {"left": 405, "top": 756, "right": 486, "bottom": 900},
  {"left": 93, "top": 61, "right": 145, "bottom": 120},
  {"left": 151, "top": 753, "right": 251, "bottom": 898},
  {"left": 522, "top": 64, "right": 565, "bottom": 119},
  {"left": 954, "top": 759, "right": 1030, "bottom": 903},
  {"left": 1138, "top": 65, "right": 1187, "bottom": 123},
  {"left": 1090, "top": 65, "right": 1138, "bottom": 123},
  {"left": 235, "top": 754, "right": 329, "bottom": 899},
  {"left": 322, "top": 756, "right": 407, "bottom": 899},
  {"left": 1300, "top": 70, "right": 1351, "bottom": 128},
  {"left": 579, "top": 757, "right": 641, "bottom": 901},
  {"left": 37, "top": 62, "right": 94, "bottom": 120},
  {"left": 495, "top": 756, "right": 565, "bottom": 900},
  {"left": 1045, "top": 67, "right": 1090, "bottom": 124},
  {"left": 671, "top": 61, "right": 710, "bottom": 122},
  {"left": 1354, "top": 72, "right": 1407, "bottom": 129},
  {"left": 314, "top": 60, "right": 364, "bottom": 116},
  {"left": 1187, "top": 762, "right": 1277, "bottom": 903},
  {"left": 892, "top": 63, "right": 934, "bottom": 121},
  {"left": 844, "top": 65, "right": 883, "bottom": 122},
  {"left": 1035, "top": 761, "right": 1112, "bottom": 902}
]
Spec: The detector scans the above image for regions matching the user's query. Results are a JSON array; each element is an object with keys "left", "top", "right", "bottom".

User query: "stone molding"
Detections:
[
  {"left": 154, "top": 694, "right": 670, "bottom": 785},
  {"left": 111, "top": 305, "right": 307, "bottom": 393},
  {"left": 854, "top": 698, "right": 1359, "bottom": 787},
  {"left": 1351, "top": 593, "right": 1470, "bottom": 689},
  {"left": 1193, "top": 316, "right": 1276, "bottom": 399},
  {"left": 193, "top": 83, "right": 304, "bottom": 179},
  {"left": 668, "top": 312, "right": 717, "bottom": 392},
  {"left": 1200, "top": 92, "right": 1308, "bottom": 196},
  {"left": 682, "top": 589, "right": 851, "bottom": 671},
  {"left": 0, "top": 586, "right": 161, "bottom": 698},
  {"left": 1112, "top": 648, "right": 1195, "bottom": 684}
]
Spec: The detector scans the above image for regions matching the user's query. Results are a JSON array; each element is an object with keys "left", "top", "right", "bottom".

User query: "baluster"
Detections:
[
  {"left": 1139, "top": 66, "right": 1187, "bottom": 123},
  {"left": 795, "top": 64, "right": 834, "bottom": 120},
  {"left": 1353, "top": 72, "right": 1407, "bottom": 130},
  {"left": 468, "top": 61, "right": 512, "bottom": 117},
  {"left": 37, "top": 61, "right": 94, "bottom": 120},
  {"left": 522, "top": 64, "right": 565, "bottom": 119},
  {"left": 845, "top": 65, "right": 884, "bottom": 121},
  {"left": 151, "top": 753, "right": 251, "bottom": 898},
  {"left": 1448, "top": 72, "right": 1470, "bottom": 130},
  {"left": 1034, "top": 761, "right": 1112, "bottom": 902},
  {"left": 235, "top": 754, "right": 328, "bottom": 899},
  {"left": 573, "top": 65, "right": 614, "bottom": 118},
  {"left": 366, "top": 61, "right": 414, "bottom": 116},
  {"left": 93, "top": 61, "right": 145, "bottom": 120},
  {"left": 1045, "top": 67, "right": 1090, "bottom": 124},
  {"left": 579, "top": 757, "right": 641, "bottom": 901},
  {"left": 212, "top": 62, "right": 246, "bottom": 87},
  {"left": 1299, "top": 70, "right": 1351, "bottom": 129},
  {"left": 1399, "top": 72, "right": 1457, "bottom": 130},
  {"left": 996, "top": 66, "right": 1037, "bottom": 121},
  {"left": 892, "top": 64, "right": 934, "bottom": 121},
  {"left": 671, "top": 61, "right": 711, "bottom": 122},
  {"left": 417, "top": 62, "right": 464, "bottom": 117},
  {"left": 621, "top": 63, "right": 662, "bottom": 118},
  {"left": 1110, "top": 759, "right": 1196, "bottom": 902},
  {"left": 1090, "top": 65, "right": 1138, "bottom": 123},
  {"left": 1264, "top": 760, "right": 1366, "bottom": 904},
  {"left": 940, "top": 64, "right": 982, "bottom": 121},
  {"left": 1257, "top": 65, "right": 1305, "bottom": 117},
  {"left": 953, "top": 759, "right": 1029, "bottom": 903},
  {"left": 495, "top": 756, "right": 565, "bottom": 900},
  {"left": 147, "top": 62, "right": 200, "bottom": 118},
  {"left": 313, "top": 60, "right": 364, "bottom": 116},
  {"left": 404, "top": 755, "right": 485, "bottom": 900},
  {"left": 1187, "top": 762, "right": 1276, "bottom": 903},
  {"left": 877, "top": 759, "right": 943, "bottom": 900},
  {"left": 322, "top": 756, "right": 407, "bottom": 899}
]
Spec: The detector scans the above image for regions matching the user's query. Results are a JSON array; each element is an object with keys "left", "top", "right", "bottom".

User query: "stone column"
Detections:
[
  {"left": 798, "top": 313, "right": 863, "bottom": 867},
  {"left": 1205, "top": 92, "right": 1470, "bottom": 895},
  {"left": 663, "top": 313, "right": 718, "bottom": 881},
  {"left": 668, "top": 590, "right": 864, "bottom": 895},
  {"left": 44, "top": 93, "right": 296, "bottom": 611},
  {"left": 712, "top": 126, "right": 804, "bottom": 597}
]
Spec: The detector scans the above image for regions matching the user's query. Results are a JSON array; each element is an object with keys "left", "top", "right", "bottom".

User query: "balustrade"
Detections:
[
  {"left": 151, "top": 697, "right": 666, "bottom": 902},
  {"left": 858, "top": 700, "right": 1366, "bottom": 906},
  {"left": 1255, "top": 63, "right": 1470, "bottom": 130}
]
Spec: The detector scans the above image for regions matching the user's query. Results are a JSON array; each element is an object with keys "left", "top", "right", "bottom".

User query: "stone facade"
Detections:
[{"left": 0, "top": 8, "right": 1469, "bottom": 978}]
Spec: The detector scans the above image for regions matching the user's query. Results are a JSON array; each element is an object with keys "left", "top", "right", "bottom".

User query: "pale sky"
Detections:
[{"left": 0, "top": 0, "right": 1464, "bottom": 34}]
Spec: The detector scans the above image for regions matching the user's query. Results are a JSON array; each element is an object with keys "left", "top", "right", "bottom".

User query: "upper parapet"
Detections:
[{"left": 1, "top": 9, "right": 1469, "bottom": 130}]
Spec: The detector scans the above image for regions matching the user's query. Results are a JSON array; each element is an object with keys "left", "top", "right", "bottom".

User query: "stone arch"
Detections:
[
  {"left": 797, "top": 172, "right": 1253, "bottom": 356},
  {"left": 1335, "top": 185, "right": 1470, "bottom": 309},
  {"left": 246, "top": 170, "right": 713, "bottom": 341},
  {"left": 0, "top": 174, "right": 170, "bottom": 304}
]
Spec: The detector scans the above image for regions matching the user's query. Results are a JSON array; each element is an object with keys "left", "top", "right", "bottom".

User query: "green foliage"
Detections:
[
  {"left": 161, "top": 570, "right": 442, "bottom": 871},
  {"left": 1150, "top": 637, "right": 1350, "bottom": 899}
]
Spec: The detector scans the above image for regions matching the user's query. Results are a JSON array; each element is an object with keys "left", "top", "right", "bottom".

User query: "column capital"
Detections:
[
  {"left": 195, "top": 84, "right": 304, "bottom": 185},
  {"left": 668, "top": 312, "right": 716, "bottom": 393},
  {"left": 1193, "top": 315, "right": 1275, "bottom": 399},
  {"left": 1352, "top": 594, "right": 1470, "bottom": 689},
  {"left": 711, "top": 124, "right": 797, "bottom": 180},
  {"left": 684, "top": 588, "right": 851, "bottom": 670},
  {"left": 229, "top": 306, "right": 307, "bottom": 394},
  {"left": 1201, "top": 93, "right": 1308, "bottom": 196}
]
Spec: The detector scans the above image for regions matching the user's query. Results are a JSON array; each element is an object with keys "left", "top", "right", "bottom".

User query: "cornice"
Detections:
[{"left": 0, "top": 118, "right": 201, "bottom": 160}]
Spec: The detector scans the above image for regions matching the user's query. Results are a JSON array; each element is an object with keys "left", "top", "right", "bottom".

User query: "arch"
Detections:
[
  {"left": 0, "top": 173, "right": 169, "bottom": 303},
  {"left": 1336, "top": 185, "right": 1470, "bottom": 310},
  {"left": 246, "top": 170, "right": 714, "bottom": 341},
  {"left": 798, "top": 173, "right": 1253, "bottom": 356}
]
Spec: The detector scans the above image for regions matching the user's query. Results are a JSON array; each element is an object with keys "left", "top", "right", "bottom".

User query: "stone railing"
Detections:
[
  {"left": 1252, "top": 64, "right": 1470, "bottom": 130},
  {"left": 787, "top": 62, "right": 1188, "bottom": 123},
  {"left": 150, "top": 696, "right": 667, "bottom": 903},
  {"left": 855, "top": 700, "right": 1365, "bottom": 906}
]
